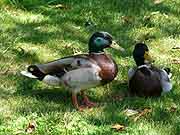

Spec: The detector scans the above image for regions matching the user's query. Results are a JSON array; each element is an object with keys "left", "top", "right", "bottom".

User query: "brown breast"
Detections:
[{"left": 89, "top": 53, "right": 118, "bottom": 84}]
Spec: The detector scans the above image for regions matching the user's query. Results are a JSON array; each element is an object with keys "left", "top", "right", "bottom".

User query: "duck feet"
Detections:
[
  {"left": 71, "top": 93, "right": 88, "bottom": 111},
  {"left": 72, "top": 92, "right": 96, "bottom": 111},
  {"left": 82, "top": 96, "right": 96, "bottom": 108},
  {"left": 78, "top": 105, "right": 87, "bottom": 111},
  {"left": 81, "top": 91, "right": 96, "bottom": 108}
]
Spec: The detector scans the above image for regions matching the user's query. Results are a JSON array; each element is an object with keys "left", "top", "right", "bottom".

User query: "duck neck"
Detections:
[
  {"left": 88, "top": 42, "right": 105, "bottom": 53},
  {"left": 89, "top": 51, "right": 105, "bottom": 55},
  {"left": 135, "top": 59, "right": 145, "bottom": 67},
  {"left": 89, "top": 47, "right": 104, "bottom": 54}
]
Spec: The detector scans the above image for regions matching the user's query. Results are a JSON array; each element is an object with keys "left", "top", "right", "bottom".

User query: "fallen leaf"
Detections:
[
  {"left": 49, "top": 4, "right": 70, "bottom": 9},
  {"left": 121, "top": 16, "right": 133, "bottom": 24},
  {"left": 123, "top": 109, "right": 139, "bottom": 117},
  {"left": 25, "top": 121, "right": 36, "bottom": 134},
  {"left": 169, "top": 103, "right": 177, "bottom": 112},
  {"left": 134, "top": 108, "right": 152, "bottom": 122},
  {"left": 112, "top": 124, "right": 125, "bottom": 131},
  {"left": 153, "top": 0, "right": 163, "bottom": 4},
  {"left": 172, "top": 59, "right": 180, "bottom": 64}
]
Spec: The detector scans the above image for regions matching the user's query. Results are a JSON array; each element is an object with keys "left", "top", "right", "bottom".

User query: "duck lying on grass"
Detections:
[
  {"left": 128, "top": 43, "right": 172, "bottom": 97},
  {"left": 21, "top": 31, "right": 125, "bottom": 110}
]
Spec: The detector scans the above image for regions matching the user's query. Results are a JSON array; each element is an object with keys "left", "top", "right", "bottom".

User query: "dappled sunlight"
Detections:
[
  {"left": 129, "top": 27, "right": 162, "bottom": 42},
  {"left": 0, "top": 0, "right": 180, "bottom": 134},
  {"left": 150, "top": 38, "right": 180, "bottom": 64},
  {"left": 2, "top": 7, "right": 49, "bottom": 24},
  {"left": 16, "top": 43, "right": 60, "bottom": 63},
  {"left": 131, "top": 121, "right": 174, "bottom": 135}
]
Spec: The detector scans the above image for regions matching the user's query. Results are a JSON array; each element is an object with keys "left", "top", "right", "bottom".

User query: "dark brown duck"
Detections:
[{"left": 128, "top": 43, "right": 172, "bottom": 97}]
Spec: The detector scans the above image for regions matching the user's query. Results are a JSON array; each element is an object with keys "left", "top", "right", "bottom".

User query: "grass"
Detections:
[{"left": 0, "top": 0, "right": 180, "bottom": 134}]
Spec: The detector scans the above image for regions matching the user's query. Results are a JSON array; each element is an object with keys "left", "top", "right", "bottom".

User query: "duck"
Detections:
[
  {"left": 128, "top": 43, "right": 172, "bottom": 97},
  {"left": 21, "top": 31, "right": 125, "bottom": 110}
]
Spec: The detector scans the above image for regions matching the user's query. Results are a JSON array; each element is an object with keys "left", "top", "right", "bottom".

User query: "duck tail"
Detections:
[
  {"left": 21, "top": 65, "right": 46, "bottom": 81},
  {"left": 163, "top": 67, "right": 172, "bottom": 78},
  {"left": 161, "top": 68, "right": 173, "bottom": 93}
]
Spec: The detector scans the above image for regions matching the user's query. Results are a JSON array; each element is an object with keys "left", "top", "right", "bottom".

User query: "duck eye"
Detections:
[
  {"left": 29, "top": 67, "right": 34, "bottom": 71},
  {"left": 96, "top": 38, "right": 102, "bottom": 42},
  {"left": 94, "top": 37, "right": 109, "bottom": 46},
  {"left": 94, "top": 37, "right": 103, "bottom": 45}
]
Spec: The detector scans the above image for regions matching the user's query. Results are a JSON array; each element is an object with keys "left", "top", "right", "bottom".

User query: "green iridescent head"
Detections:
[{"left": 88, "top": 31, "right": 124, "bottom": 53}]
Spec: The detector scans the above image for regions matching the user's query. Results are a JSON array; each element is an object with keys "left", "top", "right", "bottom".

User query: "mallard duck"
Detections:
[
  {"left": 128, "top": 43, "right": 172, "bottom": 97},
  {"left": 21, "top": 31, "right": 125, "bottom": 110}
]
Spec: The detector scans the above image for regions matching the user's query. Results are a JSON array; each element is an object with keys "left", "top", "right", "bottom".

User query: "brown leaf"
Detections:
[
  {"left": 112, "top": 124, "right": 125, "bottom": 131},
  {"left": 25, "top": 121, "right": 36, "bottom": 134},
  {"left": 121, "top": 16, "right": 133, "bottom": 24},
  {"left": 172, "top": 59, "right": 180, "bottom": 64},
  {"left": 134, "top": 108, "right": 152, "bottom": 122},
  {"left": 169, "top": 103, "right": 177, "bottom": 112}
]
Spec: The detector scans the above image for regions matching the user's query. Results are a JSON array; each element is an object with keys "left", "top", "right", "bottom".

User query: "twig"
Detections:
[{"left": 172, "top": 47, "right": 180, "bottom": 50}]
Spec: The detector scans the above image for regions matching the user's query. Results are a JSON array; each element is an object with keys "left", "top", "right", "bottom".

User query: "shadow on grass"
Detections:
[
  {"left": 11, "top": 76, "right": 72, "bottom": 115},
  {"left": 16, "top": 75, "right": 71, "bottom": 100},
  {"left": 1, "top": 1, "right": 180, "bottom": 133},
  {"left": 14, "top": 74, "right": 129, "bottom": 115},
  {"left": 0, "top": 88, "right": 14, "bottom": 99},
  {"left": 16, "top": 76, "right": 69, "bottom": 104},
  {"left": 2, "top": 0, "right": 180, "bottom": 51},
  {"left": 84, "top": 81, "right": 177, "bottom": 127},
  {"left": 5, "top": 0, "right": 179, "bottom": 60}
]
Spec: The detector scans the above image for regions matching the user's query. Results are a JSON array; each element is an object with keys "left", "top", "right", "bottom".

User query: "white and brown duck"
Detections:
[{"left": 21, "top": 31, "right": 125, "bottom": 110}]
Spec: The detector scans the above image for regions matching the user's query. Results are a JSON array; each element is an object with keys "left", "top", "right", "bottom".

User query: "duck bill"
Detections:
[
  {"left": 144, "top": 51, "right": 154, "bottom": 63},
  {"left": 110, "top": 41, "right": 125, "bottom": 52}
]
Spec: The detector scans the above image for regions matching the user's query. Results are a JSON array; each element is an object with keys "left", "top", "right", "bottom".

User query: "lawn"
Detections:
[{"left": 0, "top": 0, "right": 180, "bottom": 134}]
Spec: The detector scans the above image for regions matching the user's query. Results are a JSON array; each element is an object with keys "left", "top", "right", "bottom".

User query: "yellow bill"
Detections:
[
  {"left": 144, "top": 51, "right": 154, "bottom": 63},
  {"left": 110, "top": 41, "right": 125, "bottom": 52}
]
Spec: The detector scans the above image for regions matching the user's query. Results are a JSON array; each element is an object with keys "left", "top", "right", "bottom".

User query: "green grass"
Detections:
[{"left": 0, "top": 0, "right": 180, "bottom": 134}]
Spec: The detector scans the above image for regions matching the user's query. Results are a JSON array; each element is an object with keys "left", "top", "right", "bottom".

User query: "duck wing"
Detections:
[
  {"left": 149, "top": 66, "right": 172, "bottom": 93},
  {"left": 21, "top": 55, "right": 100, "bottom": 80},
  {"left": 129, "top": 65, "right": 162, "bottom": 97},
  {"left": 61, "top": 66, "right": 102, "bottom": 93}
]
